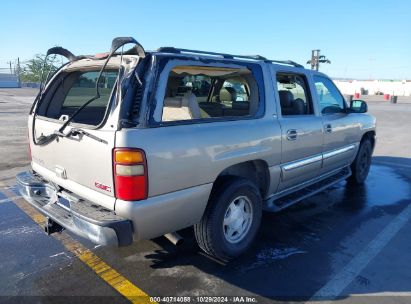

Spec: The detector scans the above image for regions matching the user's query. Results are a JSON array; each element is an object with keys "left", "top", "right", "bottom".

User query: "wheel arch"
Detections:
[
  {"left": 211, "top": 160, "right": 270, "bottom": 200},
  {"left": 361, "top": 130, "right": 376, "bottom": 151}
]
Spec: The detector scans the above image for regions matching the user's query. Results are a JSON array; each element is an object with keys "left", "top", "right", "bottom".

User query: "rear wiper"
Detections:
[{"left": 54, "top": 128, "right": 108, "bottom": 144}]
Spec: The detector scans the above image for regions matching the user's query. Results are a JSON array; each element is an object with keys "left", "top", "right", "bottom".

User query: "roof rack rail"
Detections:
[
  {"left": 157, "top": 47, "right": 267, "bottom": 61},
  {"left": 156, "top": 47, "right": 304, "bottom": 68},
  {"left": 267, "top": 60, "right": 304, "bottom": 68}
]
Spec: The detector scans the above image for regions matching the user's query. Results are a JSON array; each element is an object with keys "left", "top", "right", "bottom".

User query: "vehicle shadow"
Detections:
[{"left": 141, "top": 156, "right": 411, "bottom": 302}]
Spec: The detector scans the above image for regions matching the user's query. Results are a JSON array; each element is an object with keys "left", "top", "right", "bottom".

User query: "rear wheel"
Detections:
[
  {"left": 194, "top": 178, "right": 262, "bottom": 261},
  {"left": 348, "top": 139, "right": 372, "bottom": 185}
]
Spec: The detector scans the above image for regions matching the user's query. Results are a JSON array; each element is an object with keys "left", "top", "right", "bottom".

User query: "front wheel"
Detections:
[
  {"left": 347, "top": 139, "right": 373, "bottom": 185},
  {"left": 194, "top": 178, "right": 262, "bottom": 261}
]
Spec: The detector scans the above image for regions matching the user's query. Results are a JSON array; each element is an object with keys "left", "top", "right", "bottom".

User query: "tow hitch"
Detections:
[{"left": 45, "top": 217, "right": 64, "bottom": 235}]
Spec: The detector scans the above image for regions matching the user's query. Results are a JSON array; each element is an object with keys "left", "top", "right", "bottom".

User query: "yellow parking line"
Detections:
[{"left": 0, "top": 183, "right": 155, "bottom": 304}]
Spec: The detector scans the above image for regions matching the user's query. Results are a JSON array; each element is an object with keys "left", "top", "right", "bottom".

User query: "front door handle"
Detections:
[
  {"left": 324, "top": 124, "right": 332, "bottom": 134},
  {"left": 286, "top": 129, "right": 298, "bottom": 141}
]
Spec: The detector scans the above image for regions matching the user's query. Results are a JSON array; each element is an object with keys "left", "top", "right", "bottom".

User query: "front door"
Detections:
[
  {"left": 273, "top": 71, "right": 324, "bottom": 192},
  {"left": 312, "top": 75, "right": 361, "bottom": 174}
]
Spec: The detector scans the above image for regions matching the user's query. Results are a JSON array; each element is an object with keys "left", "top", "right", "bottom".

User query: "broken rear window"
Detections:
[{"left": 38, "top": 69, "right": 118, "bottom": 126}]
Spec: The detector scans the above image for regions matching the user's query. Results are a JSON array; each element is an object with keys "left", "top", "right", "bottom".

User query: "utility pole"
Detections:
[
  {"left": 17, "top": 57, "right": 21, "bottom": 87},
  {"left": 307, "top": 49, "right": 331, "bottom": 71},
  {"left": 7, "top": 61, "right": 13, "bottom": 74}
]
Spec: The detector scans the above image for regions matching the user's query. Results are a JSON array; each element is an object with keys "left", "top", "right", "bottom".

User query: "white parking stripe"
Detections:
[
  {"left": 0, "top": 196, "right": 22, "bottom": 204},
  {"left": 308, "top": 202, "right": 411, "bottom": 302}
]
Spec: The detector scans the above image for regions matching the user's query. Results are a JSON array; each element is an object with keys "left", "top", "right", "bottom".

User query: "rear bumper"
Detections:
[{"left": 16, "top": 171, "right": 133, "bottom": 247}]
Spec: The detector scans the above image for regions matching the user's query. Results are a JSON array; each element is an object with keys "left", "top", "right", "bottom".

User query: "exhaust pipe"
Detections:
[{"left": 164, "top": 232, "right": 184, "bottom": 246}]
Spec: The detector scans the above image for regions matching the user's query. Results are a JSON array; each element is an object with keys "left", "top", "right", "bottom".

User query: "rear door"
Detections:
[
  {"left": 312, "top": 75, "right": 360, "bottom": 174},
  {"left": 272, "top": 69, "right": 323, "bottom": 192},
  {"left": 29, "top": 68, "right": 119, "bottom": 210}
]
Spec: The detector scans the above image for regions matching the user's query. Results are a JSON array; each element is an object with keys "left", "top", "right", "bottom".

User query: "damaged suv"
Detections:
[{"left": 17, "top": 37, "right": 376, "bottom": 261}]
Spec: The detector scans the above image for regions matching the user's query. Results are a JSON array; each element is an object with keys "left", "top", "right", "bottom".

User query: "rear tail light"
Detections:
[{"left": 113, "top": 148, "right": 148, "bottom": 201}]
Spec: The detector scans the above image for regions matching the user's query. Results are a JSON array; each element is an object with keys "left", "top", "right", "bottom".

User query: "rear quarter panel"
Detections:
[{"left": 115, "top": 117, "right": 282, "bottom": 198}]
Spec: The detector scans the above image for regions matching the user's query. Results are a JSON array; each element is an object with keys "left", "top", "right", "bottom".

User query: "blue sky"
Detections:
[{"left": 1, "top": 0, "right": 410, "bottom": 79}]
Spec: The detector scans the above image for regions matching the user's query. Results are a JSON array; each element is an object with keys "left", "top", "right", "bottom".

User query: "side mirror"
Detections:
[{"left": 349, "top": 99, "right": 368, "bottom": 113}]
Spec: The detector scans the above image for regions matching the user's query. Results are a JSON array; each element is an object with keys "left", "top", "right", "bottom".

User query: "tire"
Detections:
[
  {"left": 194, "top": 177, "right": 262, "bottom": 261},
  {"left": 347, "top": 139, "right": 373, "bottom": 185}
]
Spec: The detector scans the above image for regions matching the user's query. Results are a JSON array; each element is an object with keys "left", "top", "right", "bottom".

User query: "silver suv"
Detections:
[{"left": 17, "top": 37, "right": 376, "bottom": 261}]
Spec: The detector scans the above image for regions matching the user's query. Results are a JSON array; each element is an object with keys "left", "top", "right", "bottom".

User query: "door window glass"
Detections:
[
  {"left": 276, "top": 73, "right": 313, "bottom": 116},
  {"left": 313, "top": 76, "right": 346, "bottom": 114}
]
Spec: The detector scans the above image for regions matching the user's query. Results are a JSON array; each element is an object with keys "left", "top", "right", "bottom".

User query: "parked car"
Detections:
[{"left": 17, "top": 37, "right": 376, "bottom": 261}]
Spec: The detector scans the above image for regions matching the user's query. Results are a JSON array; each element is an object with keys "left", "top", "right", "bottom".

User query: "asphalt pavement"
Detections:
[{"left": 0, "top": 88, "right": 410, "bottom": 304}]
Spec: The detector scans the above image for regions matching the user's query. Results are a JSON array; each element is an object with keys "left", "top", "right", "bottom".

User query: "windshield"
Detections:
[{"left": 37, "top": 69, "right": 118, "bottom": 126}]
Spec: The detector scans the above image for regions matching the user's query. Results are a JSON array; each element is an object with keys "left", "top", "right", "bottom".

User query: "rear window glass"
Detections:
[
  {"left": 62, "top": 71, "right": 117, "bottom": 108},
  {"left": 39, "top": 69, "right": 118, "bottom": 126}
]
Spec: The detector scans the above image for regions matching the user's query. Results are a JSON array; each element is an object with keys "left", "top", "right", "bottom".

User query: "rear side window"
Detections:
[
  {"left": 313, "top": 76, "right": 346, "bottom": 114},
  {"left": 276, "top": 73, "right": 313, "bottom": 116},
  {"left": 161, "top": 65, "right": 260, "bottom": 122},
  {"left": 171, "top": 74, "right": 211, "bottom": 102}
]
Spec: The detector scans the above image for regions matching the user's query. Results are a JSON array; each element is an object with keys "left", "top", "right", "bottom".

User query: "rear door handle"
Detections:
[
  {"left": 286, "top": 129, "right": 298, "bottom": 141},
  {"left": 324, "top": 124, "right": 332, "bottom": 134}
]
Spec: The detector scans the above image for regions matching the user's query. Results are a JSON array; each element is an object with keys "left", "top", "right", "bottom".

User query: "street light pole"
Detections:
[{"left": 307, "top": 49, "right": 331, "bottom": 71}]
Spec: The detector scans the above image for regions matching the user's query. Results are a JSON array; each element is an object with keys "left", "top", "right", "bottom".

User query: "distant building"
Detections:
[
  {"left": 0, "top": 73, "right": 19, "bottom": 88},
  {"left": 333, "top": 79, "right": 411, "bottom": 96}
]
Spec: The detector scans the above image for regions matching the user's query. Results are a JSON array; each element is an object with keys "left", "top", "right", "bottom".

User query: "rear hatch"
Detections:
[{"left": 29, "top": 56, "right": 139, "bottom": 210}]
